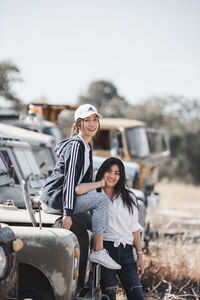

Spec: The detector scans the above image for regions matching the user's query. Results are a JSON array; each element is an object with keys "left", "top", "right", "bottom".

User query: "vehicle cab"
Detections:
[
  {"left": 0, "top": 123, "right": 57, "bottom": 177},
  {"left": 0, "top": 137, "right": 46, "bottom": 191},
  {"left": 92, "top": 118, "right": 170, "bottom": 197}
]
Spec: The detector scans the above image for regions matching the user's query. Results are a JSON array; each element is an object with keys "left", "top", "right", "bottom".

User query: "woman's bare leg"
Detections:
[{"left": 93, "top": 234, "right": 103, "bottom": 251}]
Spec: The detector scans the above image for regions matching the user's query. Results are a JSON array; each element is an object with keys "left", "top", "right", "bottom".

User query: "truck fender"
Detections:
[{"left": 10, "top": 226, "right": 79, "bottom": 300}]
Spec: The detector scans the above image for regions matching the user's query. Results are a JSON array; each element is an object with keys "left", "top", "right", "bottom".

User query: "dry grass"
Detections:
[
  {"left": 117, "top": 238, "right": 200, "bottom": 299},
  {"left": 147, "top": 239, "right": 200, "bottom": 282},
  {"left": 144, "top": 180, "right": 200, "bottom": 299},
  {"left": 143, "top": 238, "right": 200, "bottom": 299}
]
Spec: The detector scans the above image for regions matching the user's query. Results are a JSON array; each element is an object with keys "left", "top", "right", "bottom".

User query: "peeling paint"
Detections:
[{"left": 49, "top": 271, "right": 67, "bottom": 296}]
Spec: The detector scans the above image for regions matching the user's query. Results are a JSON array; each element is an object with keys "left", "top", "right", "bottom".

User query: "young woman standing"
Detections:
[
  {"left": 40, "top": 104, "right": 120, "bottom": 270},
  {"left": 75, "top": 157, "right": 145, "bottom": 300}
]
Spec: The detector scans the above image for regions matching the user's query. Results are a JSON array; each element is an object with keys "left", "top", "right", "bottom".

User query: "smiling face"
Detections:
[
  {"left": 79, "top": 114, "right": 99, "bottom": 138},
  {"left": 103, "top": 164, "right": 120, "bottom": 188}
]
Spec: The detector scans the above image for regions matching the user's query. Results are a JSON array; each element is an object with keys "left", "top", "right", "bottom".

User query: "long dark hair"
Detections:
[{"left": 95, "top": 157, "right": 138, "bottom": 214}]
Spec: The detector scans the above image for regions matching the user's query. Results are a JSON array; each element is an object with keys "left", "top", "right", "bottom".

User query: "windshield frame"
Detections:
[
  {"left": 0, "top": 153, "right": 14, "bottom": 186},
  {"left": 126, "top": 126, "right": 150, "bottom": 158}
]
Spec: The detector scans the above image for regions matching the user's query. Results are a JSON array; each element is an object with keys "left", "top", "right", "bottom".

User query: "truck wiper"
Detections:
[{"left": 40, "top": 161, "right": 46, "bottom": 168}]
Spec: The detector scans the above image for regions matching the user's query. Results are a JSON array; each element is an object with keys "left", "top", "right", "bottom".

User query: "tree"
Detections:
[
  {"left": 0, "top": 60, "right": 23, "bottom": 109},
  {"left": 78, "top": 80, "right": 129, "bottom": 117},
  {"left": 78, "top": 79, "right": 200, "bottom": 184},
  {"left": 128, "top": 95, "right": 200, "bottom": 184}
]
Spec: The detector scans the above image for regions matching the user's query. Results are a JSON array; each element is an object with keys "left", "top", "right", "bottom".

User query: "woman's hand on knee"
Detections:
[{"left": 62, "top": 216, "right": 72, "bottom": 230}]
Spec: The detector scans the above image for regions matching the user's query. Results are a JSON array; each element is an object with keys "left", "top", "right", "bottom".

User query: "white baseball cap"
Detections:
[{"left": 74, "top": 104, "right": 102, "bottom": 122}]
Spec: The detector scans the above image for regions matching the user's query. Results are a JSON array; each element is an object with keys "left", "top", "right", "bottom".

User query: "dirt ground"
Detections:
[
  {"left": 147, "top": 180, "right": 200, "bottom": 235},
  {"left": 155, "top": 179, "right": 200, "bottom": 213}
]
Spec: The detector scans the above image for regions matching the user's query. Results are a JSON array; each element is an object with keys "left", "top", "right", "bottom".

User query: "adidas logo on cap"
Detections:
[{"left": 74, "top": 104, "right": 102, "bottom": 121}]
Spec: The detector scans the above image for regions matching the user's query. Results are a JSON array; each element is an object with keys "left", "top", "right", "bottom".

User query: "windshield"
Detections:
[
  {"left": 14, "top": 148, "right": 41, "bottom": 178},
  {"left": 126, "top": 127, "right": 150, "bottom": 158},
  {"left": 13, "top": 148, "right": 46, "bottom": 188},
  {"left": 32, "top": 147, "right": 56, "bottom": 174}
]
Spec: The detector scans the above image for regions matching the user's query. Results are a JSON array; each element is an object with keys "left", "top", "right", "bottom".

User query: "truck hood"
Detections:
[{"left": 0, "top": 204, "right": 61, "bottom": 225}]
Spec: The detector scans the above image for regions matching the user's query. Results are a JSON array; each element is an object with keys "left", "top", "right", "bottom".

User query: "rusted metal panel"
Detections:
[{"left": 11, "top": 226, "right": 79, "bottom": 299}]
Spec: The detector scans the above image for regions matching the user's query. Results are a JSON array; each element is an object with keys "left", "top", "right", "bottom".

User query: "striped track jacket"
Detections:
[{"left": 40, "top": 135, "right": 93, "bottom": 216}]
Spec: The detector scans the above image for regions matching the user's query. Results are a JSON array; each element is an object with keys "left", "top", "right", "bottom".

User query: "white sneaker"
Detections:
[{"left": 89, "top": 249, "right": 121, "bottom": 270}]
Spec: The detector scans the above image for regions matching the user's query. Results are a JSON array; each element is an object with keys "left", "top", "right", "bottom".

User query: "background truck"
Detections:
[
  {"left": 92, "top": 117, "right": 170, "bottom": 199},
  {"left": 0, "top": 123, "right": 57, "bottom": 177},
  {"left": 0, "top": 107, "right": 63, "bottom": 144}
]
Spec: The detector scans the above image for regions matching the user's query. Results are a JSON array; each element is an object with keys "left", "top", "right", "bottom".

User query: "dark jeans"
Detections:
[{"left": 101, "top": 241, "right": 144, "bottom": 300}]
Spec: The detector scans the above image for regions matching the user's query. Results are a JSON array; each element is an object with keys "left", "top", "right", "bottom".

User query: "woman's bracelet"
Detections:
[{"left": 137, "top": 251, "right": 143, "bottom": 255}]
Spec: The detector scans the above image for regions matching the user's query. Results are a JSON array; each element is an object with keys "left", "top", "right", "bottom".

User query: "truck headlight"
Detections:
[
  {"left": 0, "top": 246, "right": 7, "bottom": 279},
  {"left": 73, "top": 247, "right": 80, "bottom": 280}
]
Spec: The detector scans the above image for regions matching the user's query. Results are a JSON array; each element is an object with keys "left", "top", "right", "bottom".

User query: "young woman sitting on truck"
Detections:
[
  {"left": 40, "top": 104, "right": 120, "bottom": 270},
  {"left": 75, "top": 157, "right": 145, "bottom": 300}
]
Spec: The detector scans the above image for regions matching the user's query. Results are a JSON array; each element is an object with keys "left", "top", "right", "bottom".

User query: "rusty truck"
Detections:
[{"left": 0, "top": 136, "right": 104, "bottom": 300}]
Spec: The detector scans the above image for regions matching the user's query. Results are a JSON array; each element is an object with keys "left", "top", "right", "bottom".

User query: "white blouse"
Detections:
[{"left": 103, "top": 191, "right": 143, "bottom": 247}]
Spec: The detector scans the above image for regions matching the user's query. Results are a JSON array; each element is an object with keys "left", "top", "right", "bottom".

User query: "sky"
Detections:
[{"left": 0, "top": 0, "right": 200, "bottom": 106}]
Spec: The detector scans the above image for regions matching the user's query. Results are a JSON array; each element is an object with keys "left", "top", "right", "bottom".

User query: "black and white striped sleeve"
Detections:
[{"left": 62, "top": 141, "right": 80, "bottom": 216}]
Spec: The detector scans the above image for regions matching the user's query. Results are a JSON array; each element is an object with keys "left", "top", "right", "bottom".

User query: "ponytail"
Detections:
[{"left": 71, "top": 118, "right": 82, "bottom": 136}]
